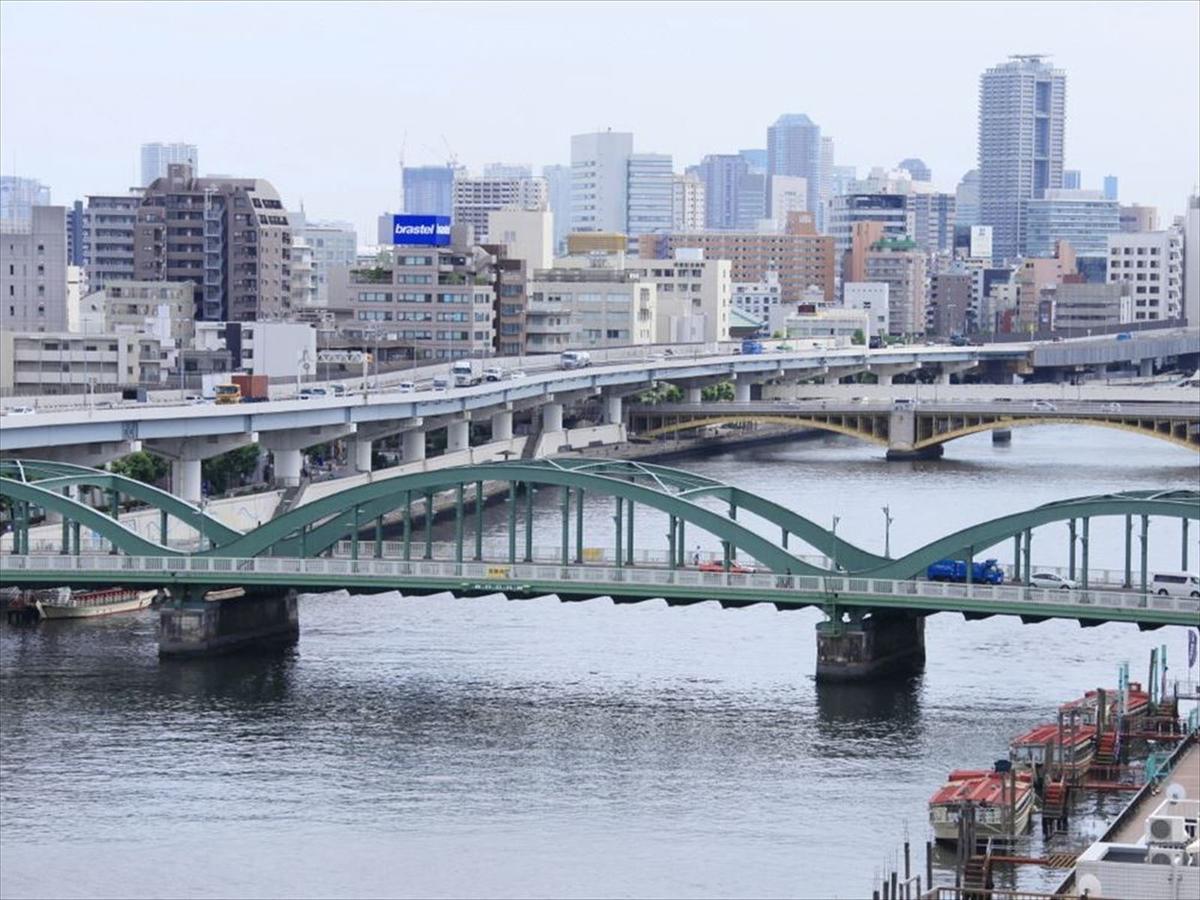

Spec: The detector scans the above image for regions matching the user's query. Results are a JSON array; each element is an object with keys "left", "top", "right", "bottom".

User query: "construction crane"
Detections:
[{"left": 441, "top": 134, "right": 458, "bottom": 169}]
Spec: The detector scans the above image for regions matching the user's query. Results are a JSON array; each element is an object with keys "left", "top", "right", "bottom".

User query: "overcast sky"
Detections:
[{"left": 2, "top": 1, "right": 1197, "bottom": 242}]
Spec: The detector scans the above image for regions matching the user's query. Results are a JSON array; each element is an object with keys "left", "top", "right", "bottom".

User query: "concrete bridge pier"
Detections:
[
  {"left": 159, "top": 586, "right": 299, "bottom": 658},
  {"left": 603, "top": 393, "right": 623, "bottom": 425},
  {"left": 870, "top": 363, "right": 920, "bottom": 386},
  {"left": 447, "top": 419, "right": 471, "bottom": 453},
  {"left": 685, "top": 387, "right": 703, "bottom": 404},
  {"left": 491, "top": 409, "right": 513, "bottom": 442},
  {"left": 815, "top": 610, "right": 926, "bottom": 682},
  {"left": 403, "top": 428, "right": 426, "bottom": 463},
  {"left": 885, "top": 409, "right": 945, "bottom": 461},
  {"left": 734, "top": 379, "right": 752, "bottom": 402},
  {"left": 351, "top": 438, "right": 372, "bottom": 474},
  {"left": 260, "top": 425, "right": 355, "bottom": 489},
  {"left": 145, "top": 434, "right": 253, "bottom": 504}
]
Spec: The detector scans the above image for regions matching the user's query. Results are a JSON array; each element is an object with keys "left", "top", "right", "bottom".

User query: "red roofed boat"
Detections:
[
  {"left": 928, "top": 767, "right": 1034, "bottom": 844},
  {"left": 1009, "top": 721, "right": 1097, "bottom": 780},
  {"left": 1059, "top": 683, "right": 1150, "bottom": 728}
]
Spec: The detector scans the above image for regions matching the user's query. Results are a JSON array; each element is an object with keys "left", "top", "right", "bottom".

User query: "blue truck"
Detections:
[
  {"left": 740, "top": 338, "right": 764, "bottom": 355},
  {"left": 926, "top": 558, "right": 1005, "bottom": 584}
]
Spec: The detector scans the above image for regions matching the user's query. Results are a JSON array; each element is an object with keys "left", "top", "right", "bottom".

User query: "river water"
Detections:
[{"left": 2, "top": 427, "right": 1197, "bottom": 899}]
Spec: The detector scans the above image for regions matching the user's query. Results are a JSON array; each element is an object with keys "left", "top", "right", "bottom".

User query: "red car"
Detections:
[{"left": 698, "top": 561, "right": 755, "bottom": 575}]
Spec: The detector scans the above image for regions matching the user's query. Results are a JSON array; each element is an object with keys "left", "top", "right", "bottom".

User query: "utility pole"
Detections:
[
  {"left": 882, "top": 505, "right": 894, "bottom": 558},
  {"left": 832, "top": 515, "right": 841, "bottom": 574}
]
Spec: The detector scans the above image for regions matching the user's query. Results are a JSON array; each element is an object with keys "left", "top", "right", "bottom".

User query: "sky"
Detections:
[{"left": 2, "top": 0, "right": 1198, "bottom": 243}]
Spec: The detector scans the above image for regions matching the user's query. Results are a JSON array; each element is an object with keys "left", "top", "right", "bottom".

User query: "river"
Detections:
[{"left": 1, "top": 426, "right": 1197, "bottom": 898}]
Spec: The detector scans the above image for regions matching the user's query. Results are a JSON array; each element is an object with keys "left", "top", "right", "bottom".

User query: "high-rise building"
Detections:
[
  {"left": 863, "top": 237, "right": 927, "bottom": 336},
  {"left": 289, "top": 211, "right": 357, "bottom": 306},
  {"left": 452, "top": 174, "right": 548, "bottom": 242},
  {"left": 542, "top": 164, "right": 572, "bottom": 253},
  {"left": 140, "top": 143, "right": 199, "bottom": 187},
  {"left": 767, "top": 114, "right": 823, "bottom": 227},
  {"left": 487, "top": 208, "right": 553, "bottom": 272},
  {"left": 898, "top": 158, "right": 931, "bottom": 182},
  {"left": 626, "top": 153, "right": 674, "bottom": 238},
  {"left": 978, "top": 55, "right": 1066, "bottom": 262},
  {"left": 693, "top": 154, "right": 748, "bottom": 230},
  {"left": 570, "top": 130, "right": 633, "bottom": 233},
  {"left": 1, "top": 205, "right": 68, "bottom": 332},
  {"left": 828, "top": 194, "right": 913, "bottom": 264},
  {"left": 829, "top": 165, "right": 857, "bottom": 199},
  {"left": 403, "top": 165, "right": 456, "bottom": 217},
  {"left": 135, "top": 164, "right": 293, "bottom": 321},
  {"left": 927, "top": 271, "right": 974, "bottom": 336},
  {"left": 0, "top": 176, "right": 51, "bottom": 226},
  {"left": 66, "top": 200, "right": 85, "bottom": 267},
  {"left": 910, "top": 192, "right": 957, "bottom": 255},
  {"left": 738, "top": 149, "right": 767, "bottom": 173},
  {"left": 1063, "top": 169, "right": 1082, "bottom": 190},
  {"left": 1185, "top": 194, "right": 1200, "bottom": 325},
  {"left": 1103, "top": 176, "right": 1119, "bottom": 201},
  {"left": 83, "top": 192, "right": 142, "bottom": 290},
  {"left": 483, "top": 163, "right": 533, "bottom": 179},
  {"left": 1119, "top": 204, "right": 1158, "bottom": 233},
  {"left": 955, "top": 169, "right": 981, "bottom": 227},
  {"left": 671, "top": 173, "right": 706, "bottom": 232},
  {"left": 1107, "top": 230, "right": 1184, "bottom": 322},
  {"left": 735, "top": 172, "right": 767, "bottom": 230},
  {"left": 1022, "top": 190, "right": 1120, "bottom": 259},
  {"left": 767, "top": 175, "right": 808, "bottom": 231}
]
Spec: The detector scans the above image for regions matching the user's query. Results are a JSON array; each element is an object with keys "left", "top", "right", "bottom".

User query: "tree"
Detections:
[
  {"left": 851, "top": 329, "right": 865, "bottom": 346},
  {"left": 701, "top": 381, "right": 734, "bottom": 402},
  {"left": 109, "top": 451, "right": 169, "bottom": 487},
  {"left": 202, "top": 444, "right": 261, "bottom": 495}
]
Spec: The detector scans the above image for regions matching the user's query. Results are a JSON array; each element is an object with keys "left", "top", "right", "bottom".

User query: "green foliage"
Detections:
[
  {"left": 202, "top": 444, "right": 261, "bottom": 495},
  {"left": 635, "top": 383, "right": 684, "bottom": 405},
  {"left": 701, "top": 381, "right": 734, "bottom": 402},
  {"left": 851, "top": 329, "right": 865, "bottom": 346},
  {"left": 109, "top": 451, "right": 169, "bottom": 486},
  {"left": 772, "top": 330, "right": 785, "bottom": 339}
]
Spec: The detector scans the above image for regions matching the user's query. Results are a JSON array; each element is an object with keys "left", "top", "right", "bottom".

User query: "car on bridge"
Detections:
[
  {"left": 698, "top": 561, "right": 756, "bottom": 575},
  {"left": 1029, "top": 572, "right": 1077, "bottom": 590}
]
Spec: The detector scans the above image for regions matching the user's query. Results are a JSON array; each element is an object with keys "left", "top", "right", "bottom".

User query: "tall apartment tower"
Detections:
[
  {"left": 140, "top": 143, "right": 199, "bottom": 187},
  {"left": 134, "top": 164, "right": 293, "bottom": 322},
  {"left": 978, "top": 55, "right": 1066, "bottom": 262},
  {"left": 83, "top": 192, "right": 143, "bottom": 290},
  {"left": 570, "top": 130, "right": 633, "bottom": 233},
  {"left": 767, "top": 114, "right": 823, "bottom": 228}
]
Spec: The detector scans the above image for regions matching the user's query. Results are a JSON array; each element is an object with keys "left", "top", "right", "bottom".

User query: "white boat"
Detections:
[{"left": 35, "top": 587, "right": 158, "bottom": 620}]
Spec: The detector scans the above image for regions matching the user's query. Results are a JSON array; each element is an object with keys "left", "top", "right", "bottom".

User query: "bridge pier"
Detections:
[
  {"left": 543, "top": 402, "right": 564, "bottom": 433},
  {"left": 159, "top": 587, "right": 299, "bottom": 658},
  {"left": 447, "top": 420, "right": 470, "bottom": 453},
  {"left": 734, "top": 380, "right": 752, "bottom": 402},
  {"left": 403, "top": 429, "right": 426, "bottom": 463},
  {"left": 491, "top": 409, "right": 513, "bottom": 442},
  {"left": 815, "top": 611, "right": 925, "bottom": 682},
  {"left": 351, "top": 439, "right": 372, "bottom": 474}
]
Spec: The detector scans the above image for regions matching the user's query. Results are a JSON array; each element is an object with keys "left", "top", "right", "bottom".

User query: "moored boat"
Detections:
[
  {"left": 35, "top": 587, "right": 158, "bottom": 620},
  {"left": 1009, "top": 722, "right": 1097, "bottom": 781},
  {"left": 929, "top": 767, "right": 1035, "bottom": 844},
  {"left": 1059, "top": 683, "right": 1150, "bottom": 729}
]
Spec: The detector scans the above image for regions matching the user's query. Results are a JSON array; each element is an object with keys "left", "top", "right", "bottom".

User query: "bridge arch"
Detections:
[{"left": 911, "top": 416, "right": 1199, "bottom": 453}]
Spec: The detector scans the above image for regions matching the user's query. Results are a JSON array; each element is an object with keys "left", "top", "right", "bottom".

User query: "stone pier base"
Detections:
[
  {"left": 885, "top": 444, "right": 944, "bottom": 462},
  {"left": 159, "top": 588, "right": 299, "bottom": 657},
  {"left": 992, "top": 428, "right": 1012, "bottom": 444},
  {"left": 815, "top": 612, "right": 926, "bottom": 682}
]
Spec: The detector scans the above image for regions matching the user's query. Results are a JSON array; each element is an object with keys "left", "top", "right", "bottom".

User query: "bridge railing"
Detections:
[{"left": 1, "top": 555, "right": 1195, "bottom": 619}]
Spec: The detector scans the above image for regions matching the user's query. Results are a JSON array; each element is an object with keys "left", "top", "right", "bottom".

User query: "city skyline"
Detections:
[{"left": 1, "top": 1, "right": 1196, "bottom": 242}]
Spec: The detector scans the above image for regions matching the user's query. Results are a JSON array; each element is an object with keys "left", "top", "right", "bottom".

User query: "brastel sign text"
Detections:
[{"left": 392, "top": 214, "right": 451, "bottom": 246}]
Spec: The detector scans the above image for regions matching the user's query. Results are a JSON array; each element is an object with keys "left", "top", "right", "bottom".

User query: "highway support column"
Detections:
[
  {"left": 159, "top": 586, "right": 299, "bottom": 657},
  {"left": 815, "top": 609, "right": 926, "bottom": 682}
]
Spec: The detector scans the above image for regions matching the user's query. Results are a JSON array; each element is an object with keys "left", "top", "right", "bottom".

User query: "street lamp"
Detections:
[
  {"left": 881, "top": 505, "right": 894, "bottom": 558},
  {"left": 831, "top": 514, "right": 841, "bottom": 574}
]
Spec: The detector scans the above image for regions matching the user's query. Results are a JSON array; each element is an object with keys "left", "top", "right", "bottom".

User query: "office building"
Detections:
[
  {"left": 1107, "top": 230, "right": 1183, "bottom": 322},
  {"left": 1, "top": 205, "right": 68, "bottom": 332},
  {"left": 140, "top": 143, "right": 199, "bottom": 187},
  {"left": 672, "top": 173, "right": 706, "bottom": 232},
  {"left": 1103, "top": 176, "right": 1118, "bottom": 201},
  {"left": 843, "top": 221, "right": 887, "bottom": 286},
  {"left": 863, "top": 237, "right": 927, "bottom": 336},
  {"left": 910, "top": 192, "right": 957, "bottom": 255},
  {"left": 955, "top": 169, "right": 981, "bottom": 227},
  {"left": 978, "top": 55, "right": 1066, "bottom": 262},
  {"left": 1053, "top": 281, "right": 1131, "bottom": 329},
  {"left": 898, "top": 158, "right": 931, "bottom": 182},
  {"left": 1022, "top": 190, "right": 1120, "bottom": 259},
  {"left": 134, "top": 163, "right": 293, "bottom": 322},
  {"left": 626, "top": 153, "right": 673, "bottom": 237},
  {"left": 1185, "top": 194, "right": 1200, "bottom": 325},
  {"left": 1015, "top": 242, "right": 1077, "bottom": 327},
  {"left": 0, "top": 330, "right": 161, "bottom": 394},
  {"left": 927, "top": 271, "right": 974, "bottom": 336},
  {"left": 66, "top": 200, "right": 84, "bottom": 267},
  {"left": 1063, "top": 170, "right": 1082, "bottom": 190},
  {"left": 693, "top": 154, "right": 749, "bottom": 230},
  {"left": 542, "top": 164, "right": 572, "bottom": 253},
  {"left": 288, "top": 216, "right": 356, "bottom": 306},
  {"left": 483, "top": 163, "right": 532, "bottom": 179},
  {"left": 735, "top": 172, "right": 767, "bottom": 230},
  {"left": 452, "top": 174, "right": 548, "bottom": 242},
  {"left": 402, "top": 165, "right": 455, "bottom": 216},
  {"left": 526, "top": 266, "right": 655, "bottom": 353},
  {"left": 830, "top": 165, "right": 857, "bottom": 199},
  {"left": 652, "top": 212, "right": 835, "bottom": 302},
  {"left": 1120, "top": 205, "right": 1159, "bottom": 233},
  {"left": 328, "top": 227, "right": 495, "bottom": 361},
  {"left": 739, "top": 149, "right": 767, "bottom": 173},
  {"left": 828, "top": 193, "right": 913, "bottom": 263},
  {"left": 731, "top": 271, "right": 783, "bottom": 324},
  {"left": 843, "top": 282, "right": 890, "bottom": 338},
  {"left": 82, "top": 192, "right": 142, "bottom": 290},
  {"left": 625, "top": 250, "right": 731, "bottom": 344},
  {"left": 481, "top": 244, "right": 528, "bottom": 357},
  {"left": 767, "top": 114, "right": 824, "bottom": 227},
  {"left": 0, "top": 176, "right": 51, "bottom": 226},
  {"left": 487, "top": 208, "right": 553, "bottom": 272},
  {"left": 767, "top": 175, "right": 808, "bottom": 231},
  {"left": 570, "top": 130, "right": 633, "bottom": 233}
]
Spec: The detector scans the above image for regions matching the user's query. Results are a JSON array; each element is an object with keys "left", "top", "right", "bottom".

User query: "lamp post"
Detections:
[
  {"left": 881, "top": 505, "right": 894, "bottom": 558},
  {"left": 831, "top": 514, "right": 841, "bottom": 574}
]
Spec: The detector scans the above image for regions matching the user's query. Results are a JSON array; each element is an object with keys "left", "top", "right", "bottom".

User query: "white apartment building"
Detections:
[
  {"left": 842, "top": 282, "right": 890, "bottom": 338},
  {"left": 570, "top": 131, "right": 633, "bottom": 233},
  {"left": 0, "top": 330, "right": 161, "bottom": 394},
  {"left": 83, "top": 192, "right": 143, "bottom": 291},
  {"left": 768, "top": 175, "right": 808, "bottom": 231},
  {"left": 487, "top": 208, "right": 553, "bottom": 271},
  {"left": 672, "top": 173, "right": 706, "bottom": 232},
  {"left": 779, "top": 307, "right": 870, "bottom": 346},
  {"left": 732, "top": 271, "right": 783, "bottom": 325},
  {"left": 1186, "top": 194, "right": 1200, "bottom": 325},
  {"left": 626, "top": 249, "right": 732, "bottom": 344},
  {"left": 290, "top": 216, "right": 357, "bottom": 306},
  {"left": 452, "top": 175, "right": 548, "bottom": 242},
  {"left": 526, "top": 266, "right": 656, "bottom": 353},
  {"left": 1, "top": 205, "right": 68, "bottom": 332},
  {"left": 1106, "top": 231, "right": 1183, "bottom": 321}
]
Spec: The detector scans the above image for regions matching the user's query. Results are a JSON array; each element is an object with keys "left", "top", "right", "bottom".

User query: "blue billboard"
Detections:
[{"left": 392, "top": 214, "right": 451, "bottom": 246}]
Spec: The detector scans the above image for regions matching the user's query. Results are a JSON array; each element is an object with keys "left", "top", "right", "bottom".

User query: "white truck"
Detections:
[
  {"left": 451, "top": 359, "right": 483, "bottom": 387},
  {"left": 559, "top": 350, "right": 591, "bottom": 370}
]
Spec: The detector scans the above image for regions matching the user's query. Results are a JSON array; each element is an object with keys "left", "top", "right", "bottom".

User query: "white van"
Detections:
[
  {"left": 560, "top": 350, "right": 591, "bottom": 370},
  {"left": 1151, "top": 572, "right": 1200, "bottom": 599}
]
